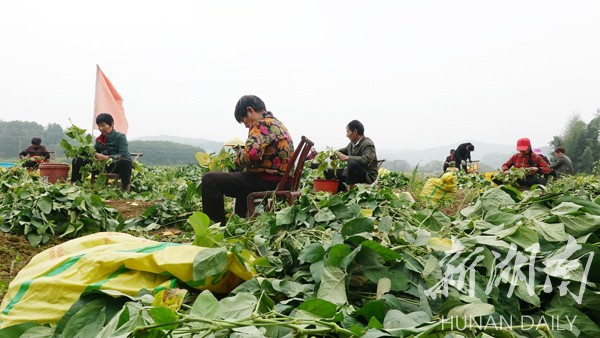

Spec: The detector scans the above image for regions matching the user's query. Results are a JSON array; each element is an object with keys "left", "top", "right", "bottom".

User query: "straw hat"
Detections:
[{"left": 223, "top": 137, "right": 245, "bottom": 148}]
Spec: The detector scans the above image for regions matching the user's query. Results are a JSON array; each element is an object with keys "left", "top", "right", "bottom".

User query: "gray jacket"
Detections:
[
  {"left": 338, "top": 136, "right": 379, "bottom": 184},
  {"left": 551, "top": 155, "right": 574, "bottom": 175}
]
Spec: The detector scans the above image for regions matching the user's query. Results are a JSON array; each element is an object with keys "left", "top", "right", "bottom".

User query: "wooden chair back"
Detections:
[
  {"left": 91, "top": 152, "right": 144, "bottom": 190},
  {"left": 247, "top": 136, "right": 314, "bottom": 215}
]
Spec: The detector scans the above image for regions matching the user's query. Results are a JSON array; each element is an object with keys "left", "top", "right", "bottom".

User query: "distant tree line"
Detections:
[
  {"left": 0, "top": 121, "right": 65, "bottom": 160},
  {"left": 128, "top": 140, "right": 205, "bottom": 165},
  {"left": 8, "top": 112, "right": 599, "bottom": 173},
  {"left": 0, "top": 120, "right": 206, "bottom": 165},
  {"left": 550, "top": 110, "right": 600, "bottom": 173}
]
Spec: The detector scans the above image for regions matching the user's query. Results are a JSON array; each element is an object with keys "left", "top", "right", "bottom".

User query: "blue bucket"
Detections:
[{"left": 0, "top": 162, "right": 15, "bottom": 168}]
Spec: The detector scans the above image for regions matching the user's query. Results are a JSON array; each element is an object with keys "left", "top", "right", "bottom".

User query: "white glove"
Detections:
[{"left": 460, "top": 160, "right": 466, "bottom": 166}]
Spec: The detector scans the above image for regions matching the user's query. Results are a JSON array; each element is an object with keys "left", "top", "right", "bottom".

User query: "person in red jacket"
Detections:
[{"left": 501, "top": 138, "right": 551, "bottom": 187}]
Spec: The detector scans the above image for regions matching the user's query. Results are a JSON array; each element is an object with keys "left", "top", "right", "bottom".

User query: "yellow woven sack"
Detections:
[
  {"left": 0, "top": 232, "right": 254, "bottom": 328},
  {"left": 419, "top": 172, "right": 457, "bottom": 204}
]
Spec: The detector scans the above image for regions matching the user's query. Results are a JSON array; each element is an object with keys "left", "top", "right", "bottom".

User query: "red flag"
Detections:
[{"left": 93, "top": 65, "right": 128, "bottom": 134}]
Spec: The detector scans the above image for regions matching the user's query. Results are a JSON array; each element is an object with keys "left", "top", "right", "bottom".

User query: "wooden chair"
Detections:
[
  {"left": 247, "top": 136, "right": 314, "bottom": 216},
  {"left": 91, "top": 152, "right": 143, "bottom": 189}
]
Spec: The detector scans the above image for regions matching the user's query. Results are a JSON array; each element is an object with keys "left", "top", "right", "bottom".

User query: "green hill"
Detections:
[{"left": 128, "top": 140, "right": 206, "bottom": 166}]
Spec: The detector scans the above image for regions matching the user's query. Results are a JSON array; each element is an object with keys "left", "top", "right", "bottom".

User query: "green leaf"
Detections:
[
  {"left": 192, "top": 247, "right": 228, "bottom": 281},
  {"left": 330, "top": 203, "right": 357, "bottom": 220},
  {"left": 361, "top": 240, "right": 401, "bottom": 261},
  {"left": 514, "top": 278, "right": 540, "bottom": 307},
  {"left": 218, "top": 293, "right": 257, "bottom": 320},
  {"left": 37, "top": 196, "right": 53, "bottom": 214},
  {"left": 531, "top": 219, "right": 569, "bottom": 242},
  {"left": 480, "top": 188, "right": 515, "bottom": 211},
  {"left": 378, "top": 216, "right": 394, "bottom": 233},
  {"left": 545, "top": 306, "right": 600, "bottom": 336},
  {"left": 314, "top": 208, "right": 336, "bottom": 223},
  {"left": 272, "top": 280, "right": 306, "bottom": 297},
  {"left": 297, "top": 298, "right": 337, "bottom": 318},
  {"left": 363, "top": 265, "right": 409, "bottom": 291},
  {"left": 355, "top": 300, "right": 391, "bottom": 323},
  {"left": 317, "top": 266, "right": 348, "bottom": 305},
  {"left": 149, "top": 307, "right": 178, "bottom": 331},
  {"left": 550, "top": 202, "right": 583, "bottom": 215},
  {"left": 447, "top": 302, "right": 495, "bottom": 318},
  {"left": 505, "top": 226, "right": 539, "bottom": 250},
  {"left": 190, "top": 290, "right": 220, "bottom": 319},
  {"left": 342, "top": 218, "right": 374, "bottom": 237},
  {"left": 326, "top": 244, "right": 352, "bottom": 268},
  {"left": 383, "top": 310, "right": 430, "bottom": 331},
  {"left": 298, "top": 243, "right": 325, "bottom": 264},
  {"left": 188, "top": 212, "right": 212, "bottom": 246},
  {"left": 559, "top": 214, "right": 600, "bottom": 237},
  {"left": 425, "top": 237, "right": 453, "bottom": 252},
  {"left": 0, "top": 323, "right": 43, "bottom": 338},
  {"left": 340, "top": 245, "right": 362, "bottom": 269},
  {"left": 484, "top": 210, "right": 523, "bottom": 226},
  {"left": 26, "top": 233, "right": 43, "bottom": 247},
  {"left": 416, "top": 209, "right": 451, "bottom": 230},
  {"left": 276, "top": 207, "right": 296, "bottom": 225},
  {"left": 18, "top": 326, "right": 54, "bottom": 338},
  {"left": 63, "top": 300, "right": 107, "bottom": 338},
  {"left": 310, "top": 260, "right": 324, "bottom": 284}
]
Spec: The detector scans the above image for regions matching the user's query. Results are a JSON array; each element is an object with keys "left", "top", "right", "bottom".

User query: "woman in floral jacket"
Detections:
[{"left": 202, "top": 95, "right": 294, "bottom": 224}]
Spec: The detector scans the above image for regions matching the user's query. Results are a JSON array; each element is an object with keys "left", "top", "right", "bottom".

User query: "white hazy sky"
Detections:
[{"left": 1, "top": 0, "right": 599, "bottom": 151}]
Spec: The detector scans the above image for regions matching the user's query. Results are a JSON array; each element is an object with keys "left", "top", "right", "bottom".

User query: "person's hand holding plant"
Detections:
[{"left": 95, "top": 153, "right": 110, "bottom": 161}]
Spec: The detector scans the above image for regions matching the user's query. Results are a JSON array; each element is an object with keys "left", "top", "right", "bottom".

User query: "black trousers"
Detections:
[
  {"left": 493, "top": 175, "right": 547, "bottom": 188},
  {"left": 455, "top": 158, "right": 468, "bottom": 171},
  {"left": 71, "top": 157, "right": 133, "bottom": 187},
  {"left": 324, "top": 160, "right": 366, "bottom": 192},
  {"left": 201, "top": 171, "right": 280, "bottom": 224},
  {"left": 22, "top": 160, "right": 42, "bottom": 170}
]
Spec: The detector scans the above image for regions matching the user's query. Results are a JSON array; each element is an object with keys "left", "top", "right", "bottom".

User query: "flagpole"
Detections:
[{"left": 93, "top": 65, "right": 99, "bottom": 133}]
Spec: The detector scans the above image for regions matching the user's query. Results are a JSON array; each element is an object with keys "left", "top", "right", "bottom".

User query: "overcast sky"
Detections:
[{"left": 1, "top": 0, "right": 599, "bottom": 151}]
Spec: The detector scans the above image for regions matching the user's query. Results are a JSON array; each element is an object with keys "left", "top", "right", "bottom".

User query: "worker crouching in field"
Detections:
[
  {"left": 19, "top": 137, "right": 50, "bottom": 170},
  {"left": 497, "top": 137, "right": 552, "bottom": 188},
  {"left": 324, "top": 120, "right": 378, "bottom": 192},
  {"left": 454, "top": 142, "right": 474, "bottom": 172}
]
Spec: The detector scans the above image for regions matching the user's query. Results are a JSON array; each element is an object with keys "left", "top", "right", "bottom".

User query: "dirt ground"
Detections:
[{"left": 0, "top": 199, "right": 155, "bottom": 302}]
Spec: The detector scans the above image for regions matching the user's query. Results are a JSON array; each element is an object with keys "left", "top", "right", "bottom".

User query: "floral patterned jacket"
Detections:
[{"left": 236, "top": 111, "right": 294, "bottom": 175}]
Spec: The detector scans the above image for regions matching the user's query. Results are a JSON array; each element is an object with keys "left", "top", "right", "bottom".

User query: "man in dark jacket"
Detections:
[
  {"left": 551, "top": 147, "right": 574, "bottom": 177},
  {"left": 443, "top": 149, "right": 455, "bottom": 172},
  {"left": 454, "top": 142, "right": 475, "bottom": 172},
  {"left": 325, "top": 120, "right": 378, "bottom": 191}
]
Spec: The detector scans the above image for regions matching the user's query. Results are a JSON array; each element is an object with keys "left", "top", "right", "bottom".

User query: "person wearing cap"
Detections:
[
  {"left": 533, "top": 148, "right": 550, "bottom": 165},
  {"left": 201, "top": 95, "right": 294, "bottom": 224},
  {"left": 19, "top": 137, "right": 50, "bottom": 170},
  {"left": 324, "top": 120, "right": 378, "bottom": 192},
  {"left": 443, "top": 149, "right": 455, "bottom": 172},
  {"left": 454, "top": 142, "right": 474, "bottom": 172},
  {"left": 500, "top": 138, "right": 552, "bottom": 187},
  {"left": 551, "top": 147, "right": 574, "bottom": 177}
]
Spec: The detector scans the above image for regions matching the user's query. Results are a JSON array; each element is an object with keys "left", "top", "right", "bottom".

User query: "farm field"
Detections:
[{"left": 0, "top": 159, "right": 599, "bottom": 337}]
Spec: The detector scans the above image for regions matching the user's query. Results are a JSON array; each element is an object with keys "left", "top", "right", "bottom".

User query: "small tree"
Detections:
[{"left": 550, "top": 111, "right": 600, "bottom": 174}]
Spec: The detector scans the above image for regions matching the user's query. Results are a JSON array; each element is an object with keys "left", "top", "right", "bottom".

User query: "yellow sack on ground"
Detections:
[
  {"left": 419, "top": 172, "right": 457, "bottom": 205},
  {"left": 0, "top": 232, "right": 254, "bottom": 328}
]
